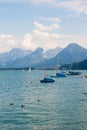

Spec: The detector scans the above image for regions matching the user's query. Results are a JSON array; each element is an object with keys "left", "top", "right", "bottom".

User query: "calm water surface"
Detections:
[{"left": 0, "top": 70, "right": 87, "bottom": 130}]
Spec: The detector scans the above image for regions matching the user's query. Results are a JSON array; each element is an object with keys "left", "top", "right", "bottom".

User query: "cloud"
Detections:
[
  {"left": 0, "top": 0, "right": 87, "bottom": 15},
  {"left": 21, "top": 15, "right": 87, "bottom": 50},
  {"left": 0, "top": 17, "right": 61, "bottom": 52},
  {"left": 57, "top": 34, "right": 87, "bottom": 48},
  {"left": 31, "top": 29, "right": 61, "bottom": 49},
  {"left": 20, "top": 16, "right": 61, "bottom": 50},
  {"left": 16, "top": 17, "right": 61, "bottom": 50},
  {"left": 0, "top": 16, "right": 87, "bottom": 52},
  {"left": 21, "top": 30, "right": 87, "bottom": 51},
  {"left": 56, "top": 0, "right": 87, "bottom": 15},
  {"left": 34, "top": 22, "right": 60, "bottom": 32},
  {"left": 38, "top": 17, "right": 60, "bottom": 23},
  {"left": 0, "top": 34, "right": 19, "bottom": 52},
  {"left": 21, "top": 33, "right": 37, "bottom": 50},
  {"left": 34, "top": 17, "right": 60, "bottom": 32},
  {"left": 30, "top": 0, "right": 87, "bottom": 15},
  {"left": 0, "top": 32, "right": 87, "bottom": 53}
]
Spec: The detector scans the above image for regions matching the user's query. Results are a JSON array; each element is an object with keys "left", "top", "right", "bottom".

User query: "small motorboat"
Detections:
[
  {"left": 67, "top": 71, "right": 81, "bottom": 75},
  {"left": 56, "top": 72, "right": 66, "bottom": 77},
  {"left": 40, "top": 77, "right": 55, "bottom": 83}
]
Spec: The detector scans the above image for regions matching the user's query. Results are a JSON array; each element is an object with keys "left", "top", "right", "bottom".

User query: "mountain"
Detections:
[
  {"left": 0, "top": 48, "right": 32, "bottom": 62},
  {"left": 0, "top": 43, "right": 87, "bottom": 69},
  {"left": 44, "top": 47, "right": 62, "bottom": 59},
  {"left": 5, "top": 47, "right": 45, "bottom": 68},
  {"left": 0, "top": 48, "right": 32, "bottom": 67},
  {"left": 34, "top": 43, "right": 87, "bottom": 68},
  {"left": 57, "top": 43, "right": 87, "bottom": 65},
  {"left": 0, "top": 46, "right": 62, "bottom": 68}
]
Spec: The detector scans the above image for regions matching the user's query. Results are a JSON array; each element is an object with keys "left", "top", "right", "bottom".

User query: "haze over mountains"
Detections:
[
  {"left": 34, "top": 43, "right": 87, "bottom": 69},
  {"left": 0, "top": 46, "right": 62, "bottom": 68},
  {"left": 0, "top": 48, "right": 32, "bottom": 63},
  {"left": 0, "top": 43, "right": 87, "bottom": 69},
  {"left": 53, "top": 43, "right": 87, "bottom": 65}
]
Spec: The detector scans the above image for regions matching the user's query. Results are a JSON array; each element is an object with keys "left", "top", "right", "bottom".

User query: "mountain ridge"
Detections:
[{"left": 0, "top": 43, "right": 87, "bottom": 69}]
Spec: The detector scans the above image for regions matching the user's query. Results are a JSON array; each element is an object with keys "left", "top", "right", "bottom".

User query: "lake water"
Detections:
[{"left": 0, "top": 70, "right": 87, "bottom": 130}]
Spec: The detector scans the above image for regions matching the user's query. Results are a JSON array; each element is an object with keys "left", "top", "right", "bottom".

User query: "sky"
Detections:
[{"left": 0, "top": 0, "right": 87, "bottom": 52}]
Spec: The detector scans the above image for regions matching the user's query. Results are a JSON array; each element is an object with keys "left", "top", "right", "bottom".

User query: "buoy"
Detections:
[
  {"left": 81, "top": 76, "right": 83, "bottom": 78},
  {"left": 30, "top": 81, "right": 32, "bottom": 83},
  {"left": 37, "top": 99, "right": 40, "bottom": 102},
  {"left": 21, "top": 105, "right": 24, "bottom": 108},
  {"left": 10, "top": 103, "right": 14, "bottom": 105}
]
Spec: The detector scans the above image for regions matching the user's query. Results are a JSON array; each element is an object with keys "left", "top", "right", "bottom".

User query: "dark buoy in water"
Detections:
[
  {"left": 37, "top": 99, "right": 40, "bottom": 102},
  {"left": 21, "top": 105, "right": 24, "bottom": 108},
  {"left": 30, "top": 81, "right": 32, "bottom": 83},
  {"left": 10, "top": 103, "right": 14, "bottom": 105}
]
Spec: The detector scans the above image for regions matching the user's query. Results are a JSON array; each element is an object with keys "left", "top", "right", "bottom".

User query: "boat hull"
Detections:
[
  {"left": 40, "top": 77, "right": 55, "bottom": 83},
  {"left": 67, "top": 71, "right": 81, "bottom": 75},
  {"left": 56, "top": 73, "right": 66, "bottom": 77}
]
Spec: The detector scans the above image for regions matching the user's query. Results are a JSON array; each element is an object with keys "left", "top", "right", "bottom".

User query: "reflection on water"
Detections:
[{"left": 0, "top": 70, "right": 87, "bottom": 130}]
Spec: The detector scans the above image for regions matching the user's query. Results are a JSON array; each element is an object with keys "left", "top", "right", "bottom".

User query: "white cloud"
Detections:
[
  {"left": 31, "top": 29, "right": 61, "bottom": 49},
  {"left": 0, "top": 0, "right": 87, "bottom": 15},
  {"left": 29, "top": 17, "right": 61, "bottom": 49},
  {"left": 57, "top": 34, "right": 87, "bottom": 48},
  {"left": 30, "top": 0, "right": 87, "bottom": 15},
  {"left": 0, "top": 34, "right": 19, "bottom": 52},
  {"left": 0, "top": 17, "right": 61, "bottom": 52},
  {"left": 0, "top": 16, "right": 87, "bottom": 52},
  {"left": 0, "top": 32, "right": 87, "bottom": 52},
  {"left": 34, "top": 22, "right": 60, "bottom": 32},
  {"left": 34, "top": 17, "right": 60, "bottom": 32},
  {"left": 21, "top": 33, "right": 37, "bottom": 50},
  {"left": 20, "top": 29, "right": 61, "bottom": 51},
  {"left": 38, "top": 17, "right": 60, "bottom": 23},
  {"left": 56, "top": 0, "right": 87, "bottom": 15},
  {"left": 21, "top": 21, "right": 87, "bottom": 50}
]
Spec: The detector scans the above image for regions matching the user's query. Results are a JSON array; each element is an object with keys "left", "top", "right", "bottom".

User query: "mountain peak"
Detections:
[
  {"left": 35, "top": 47, "right": 44, "bottom": 52},
  {"left": 33, "top": 47, "right": 44, "bottom": 55},
  {"left": 68, "top": 43, "right": 78, "bottom": 46},
  {"left": 67, "top": 43, "right": 85, "bottom": 49}
]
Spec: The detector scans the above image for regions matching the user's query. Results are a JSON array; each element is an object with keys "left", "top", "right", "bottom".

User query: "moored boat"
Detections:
[
  {"left": 67, "top": 71, "right": 81, "bottom": 75},
  {"left": 40, "top": 77, "right": 55, "bottom": 83},
  {"left": 56, "top": 72, "right": 66, "bottom": 77}
]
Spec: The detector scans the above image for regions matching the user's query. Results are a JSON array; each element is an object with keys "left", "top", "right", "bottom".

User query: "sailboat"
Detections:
[
  {"left": 29, "top": 67, "right": 31, "bottom": 72},
  {"left": 40, "top": 76, "right": 55, "bottom": 83},
  {"left": 40, "top": 54, "right": 55, "bottom": 83},
  {"left": 66, "top": 58, "right": 81, "bottom": 75},
  {"left": 50, "top": 57, "right": 66, "bottom": 78},
  {"left": 56, "top": 72, "right": 66, "bottom": 77},
  {"left": 67, "top": 71, "right": 81, "bottom": 75},
  {"left": 40, "top": 66, "right": 55, "bottom": 83}
]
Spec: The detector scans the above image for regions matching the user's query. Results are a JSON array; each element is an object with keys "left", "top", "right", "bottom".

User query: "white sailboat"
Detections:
[{"left": 29, "top": 68, "right": 31, "bottom": 72}]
